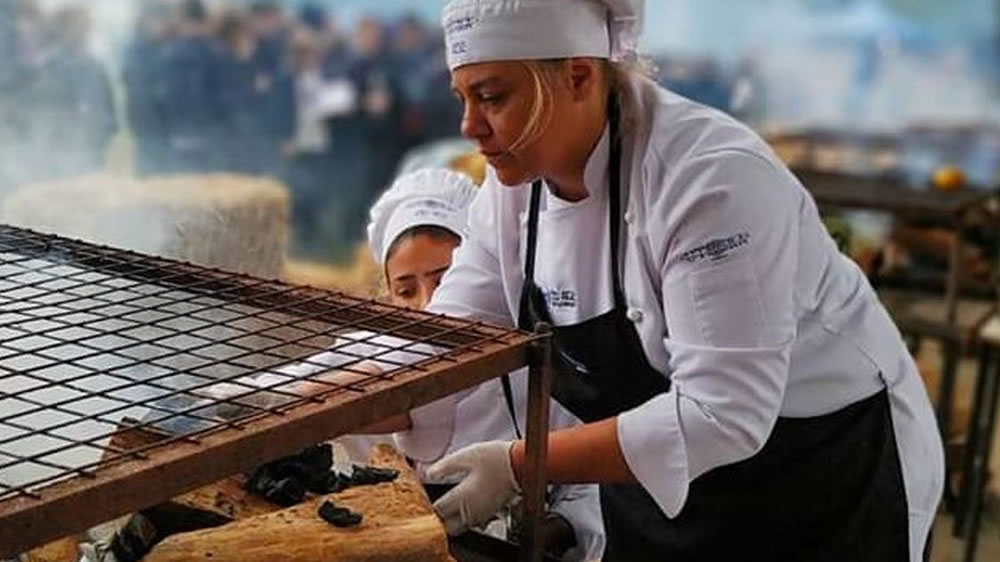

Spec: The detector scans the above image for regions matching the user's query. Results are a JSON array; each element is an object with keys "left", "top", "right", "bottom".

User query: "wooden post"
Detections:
[{"left": 519, "top": 324, "right": 553, "bottom": 562}]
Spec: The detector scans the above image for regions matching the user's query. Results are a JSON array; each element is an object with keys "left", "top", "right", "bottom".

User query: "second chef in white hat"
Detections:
[{"left": 362, "top": 168, "right": 606, "bottom": 561}]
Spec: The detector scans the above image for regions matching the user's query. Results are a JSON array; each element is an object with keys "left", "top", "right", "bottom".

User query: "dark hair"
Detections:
[
  {"left": 385, "top": 225, "right": 461, "bottom": 263},
  {"left": 181, "top": 0, "right": 207, "bottom": 23},
  {"left": 218, "top": 13, "right": 248, "bottom": 48},
  {"left": 299, "top": 3, "right": 327, "bottom": 31}
]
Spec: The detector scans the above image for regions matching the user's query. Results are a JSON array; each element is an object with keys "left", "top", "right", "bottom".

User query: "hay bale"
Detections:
[
  {"left": 283, "top": 243, "right": 384, "bottom": 298},
  {"left": 2, "top": 174, "right": 289, "bottom": 278}
]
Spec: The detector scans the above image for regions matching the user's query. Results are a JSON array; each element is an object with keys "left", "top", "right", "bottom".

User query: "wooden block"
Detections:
[
  {"left": 105, "top": 422, "right": 278, "bottom": 523},
  {"left": 21, "top": 538, "right": 79, "bottom": 562},
  {"left": 283, "top": 244, "right": 384, "bottom": 298},
  {"left": 144, "top": 444, "right": 455, "bottom": 562}
]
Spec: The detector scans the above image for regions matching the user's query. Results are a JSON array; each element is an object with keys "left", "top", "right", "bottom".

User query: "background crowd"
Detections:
[
  {"left": 0, "top": 0, "right": 469, "bottom": 260},
  {"left": 0, "top": 0, "right": 996, "bottom": 261}
]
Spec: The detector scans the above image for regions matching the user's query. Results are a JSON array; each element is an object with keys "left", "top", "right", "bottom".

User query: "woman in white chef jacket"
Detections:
[
  {"left": 350, "top": 168, "right": 605, "bottom": 561},
  {"left": 392, "top": 1, "right": 945, "bottom": 561}
]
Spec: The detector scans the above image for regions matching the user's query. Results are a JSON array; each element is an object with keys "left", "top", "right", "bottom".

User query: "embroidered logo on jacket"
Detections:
[
  {"left": 542, "top": 289, "right": 578, "bottom": 309},
  {"left": 679, "top": 232, "right": 751, "bottom": 263}
]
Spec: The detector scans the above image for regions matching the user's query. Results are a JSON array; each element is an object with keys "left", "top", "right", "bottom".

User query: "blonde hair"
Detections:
[{"left": 508, "top": 57, "right": 655, "bottom": 152}]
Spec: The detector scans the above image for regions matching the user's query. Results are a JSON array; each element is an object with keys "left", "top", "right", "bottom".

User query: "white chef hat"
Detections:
[
  {"left": 367, "top": 169, "right": 479, "bottom": 265},
  {"left": 442, "top": 0, "right": 643, "bottom": 71}
]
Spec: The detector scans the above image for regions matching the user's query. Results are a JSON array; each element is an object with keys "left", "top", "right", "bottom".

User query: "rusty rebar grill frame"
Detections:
[{"left": 0, "top": 224, "right": 553, "bottom": 562}]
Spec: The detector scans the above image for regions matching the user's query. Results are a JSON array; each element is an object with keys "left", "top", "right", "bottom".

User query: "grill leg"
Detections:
[
  {"left": 520, "top": 324, "right": 553, "bottom": 562},
  {"left": 961, "top": 346, "right": 1000, "bottom": 562},
  {"left": 955, "top": 345, "right": 993, "bottom": 535},
  {"left": 939, "top": 340, "right": 960, "bottom": 513}
]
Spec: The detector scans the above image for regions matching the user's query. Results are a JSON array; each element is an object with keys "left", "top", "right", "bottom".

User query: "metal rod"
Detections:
[
  {"left": 953, "top": 345, "right": 993, "bottom": 535},
  {"left": 0, "top": 317, "right": 518, "bottom": 498},
  {"left": 945, "top": 216, "right": 962, "bottom": 325},
  {"left": 961, "top": 347, "right": 1000, "bottom": 562},
  {"left": 937, "top": 340, "right": 961, "bottom": 512},
  {"left": 520, "top": 323, "right": 553, "bottom": 562}
]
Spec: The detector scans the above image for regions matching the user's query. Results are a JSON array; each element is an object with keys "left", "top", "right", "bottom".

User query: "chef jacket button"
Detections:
[
  {"left": 624, "top": 210, "right": 636, "bottom": 224},
  {"left": 627, "top": 308, "right": 644, "bottom": 323}
]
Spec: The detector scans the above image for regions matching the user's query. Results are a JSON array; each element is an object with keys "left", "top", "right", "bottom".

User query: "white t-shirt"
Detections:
[{"left": 527, "top": 129, "right": 616, "bottom": 327}]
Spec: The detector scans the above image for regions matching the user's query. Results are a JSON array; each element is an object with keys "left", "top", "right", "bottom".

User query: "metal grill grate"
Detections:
[{"left": 0, "top": 224, "right": 541, "bottom": 557}]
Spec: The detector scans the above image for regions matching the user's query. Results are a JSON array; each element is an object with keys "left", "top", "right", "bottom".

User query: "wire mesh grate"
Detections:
[{"left": 0, "top": 224, "right": 536, "bottom": 556}]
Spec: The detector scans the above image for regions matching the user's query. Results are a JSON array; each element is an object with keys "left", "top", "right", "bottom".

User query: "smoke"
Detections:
[
  {"left": 37, "top": 0, "right": 139, "bottom": 65},
  {"left": 742, "top": 0, "right": 1000, "bottom": 132},
  {"left": 644, "top": 0, "right": 999, "bottom": 133}
]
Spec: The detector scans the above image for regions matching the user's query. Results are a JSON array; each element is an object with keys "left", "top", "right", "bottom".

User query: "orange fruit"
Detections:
[{"left": 932, "top": 165, "right": 966, "bottom": 192}]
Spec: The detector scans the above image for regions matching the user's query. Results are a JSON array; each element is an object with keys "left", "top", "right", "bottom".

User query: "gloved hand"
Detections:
[
  {"left": 192, "top": 376, "right": 292, "bottom": 420},
  {"left": 79, "top": 538, "right": 118, "bottom": 562},
  {"left": 427, "top": 441, "right": 521, "bottom": 535}
]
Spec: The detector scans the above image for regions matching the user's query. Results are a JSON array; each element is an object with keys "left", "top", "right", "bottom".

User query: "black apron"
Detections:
[{"left": 515, "top": 103, "right": 911, "bottom": 561}]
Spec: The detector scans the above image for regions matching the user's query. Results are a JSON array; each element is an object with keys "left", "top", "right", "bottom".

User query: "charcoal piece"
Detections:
[
  {"left": 243, "top": 445, "right": 402, "bottom": 503},
  {"left": 322, "top": 470, "right": 350, "bottom": 494},
  {"left": 317, "top": 500, "right": 363, "bottom": 527},
  {"left": 279, "top": 459, "right": 324, "bottom": 494},
  {"left": 244, "top": 444, "right": 336, "bottom": 503},
  {"left": 110, "top": 512, "right": 159, "bottom": 562},
  {"left": 299, "top": 443, "right": 334, "bottom": 472},
  {"left": 300, "top": 466, "right": 335, "bottom": 494},
  {"left": 244, "top": 467, "right": 307, "bottom": 507},
  {"left": 266, "top": 477, "right": 308, "bottom": 506},
  {"left": 109, "top": 502, "right": 232, "bottom": 561},
  {"left": 348, "top": 465, "right": 399, "bottom": 486}
]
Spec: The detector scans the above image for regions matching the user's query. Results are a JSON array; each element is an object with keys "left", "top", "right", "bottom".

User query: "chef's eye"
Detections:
[{"left": 478, "top": 92, "right": 506, "bottom": 105}]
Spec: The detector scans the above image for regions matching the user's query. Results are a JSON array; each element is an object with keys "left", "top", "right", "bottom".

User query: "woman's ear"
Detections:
[{"left": 567, "top": 58, "right": 600, "bottom": 103}]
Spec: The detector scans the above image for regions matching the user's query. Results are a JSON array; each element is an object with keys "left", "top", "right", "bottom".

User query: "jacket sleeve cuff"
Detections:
[
  {"left": 617, "top": 391, "right": 690, "bottom": 518},
  {"left": 393, "top": 393, "right": 460, "bottom": 463}
]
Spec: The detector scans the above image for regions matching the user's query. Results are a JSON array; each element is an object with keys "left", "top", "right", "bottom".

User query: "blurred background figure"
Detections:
[
  {"left": 317, "top": 16, "right": 403, "bottom": 261},
  {"left": 161, "top": 0, "right": 224, "bottom": 173},
  {"left": 249, "top": 1, "right": 287, "bottom": 77},
  {"left": 216, "top": 11, "right": 295, "bottom": 177},
  {"left": 657, "top": 55, "right": 733, "bottom": 113},
  {"left": 0, "top": 0, "right": 24, "bottom": 194},
  {"left": 0, "top": 1, "right": 116, "bottom": 187},
  {"left": 1, "top": 0, "right": 51, "bottom": 191},
  {"left": 283, "top": 27, "right": 338, "bottom": 258},
  {"left": 44, "top": 5, "right": 118, "bottom": 178},
  {"left": 388, "top": 14, "right": 434, "bottom": 152},
  {"left": 124, "top": 1, "right": 172, "bottom": 177}
]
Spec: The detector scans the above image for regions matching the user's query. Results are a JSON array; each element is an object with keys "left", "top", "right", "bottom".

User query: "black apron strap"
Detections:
[
  {"left": 500, "top": 374, "right": 522, "bottom": 440},
  {"left": 502, "top": 180, "right": 545, "bottom": 440},
  {"left": 525, "top": 179, "right": 544, "bottom": 282},
  {"left": 606, "top": 98, "right": 627, "bottom": 309}
]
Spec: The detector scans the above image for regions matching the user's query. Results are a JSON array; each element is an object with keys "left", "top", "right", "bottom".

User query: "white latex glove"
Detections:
[
  {"left": 427, "top": 441, "right": 521, "bottom": 535},
  {"left": 79, "top": 539, "right": 118, "bottom": 562}
]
